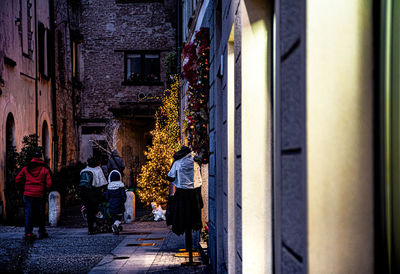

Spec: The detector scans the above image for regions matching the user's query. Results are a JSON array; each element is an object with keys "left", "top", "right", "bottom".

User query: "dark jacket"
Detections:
[
  {"left": 15, "top": 158, "right": 52, "bottom": 198},
  {"left": 105, "top": 170, "right": 126, "bottom": 215},
  {"left": 107, "top": 150, "right": 125, "bottom": 175}
]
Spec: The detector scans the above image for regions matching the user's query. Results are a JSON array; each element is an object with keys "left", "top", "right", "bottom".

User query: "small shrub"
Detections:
[{"left": 52, "top": 162, "right": 86, "bottom": 206}]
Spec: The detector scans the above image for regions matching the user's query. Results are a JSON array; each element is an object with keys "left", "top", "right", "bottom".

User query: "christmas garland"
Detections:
[{"left": 182, "top": 28, "right": 210, "bottom": 163}]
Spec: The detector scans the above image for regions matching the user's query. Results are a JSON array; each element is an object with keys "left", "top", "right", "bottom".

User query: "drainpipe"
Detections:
[
  {"left": 176, "top": 0, "right": 182, "bottom": 141},
  {"left": 177, "top": 0, "right": 182, "bottom": 71},
  {"left": 34, "top": 0, "right": 38, "bottom": 135},
  {"left": 49, "top": 0, "right": 58, "bottom": 173}
]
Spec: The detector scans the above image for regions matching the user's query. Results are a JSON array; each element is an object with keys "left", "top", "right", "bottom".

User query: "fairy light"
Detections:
[{"left": 137, "top": 76, "right": 181, "bottom": 205}]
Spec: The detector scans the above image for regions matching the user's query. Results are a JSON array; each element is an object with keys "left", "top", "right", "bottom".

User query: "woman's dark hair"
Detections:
[{"left": 173, "top": 146, "right": 191, "bottom": 161}]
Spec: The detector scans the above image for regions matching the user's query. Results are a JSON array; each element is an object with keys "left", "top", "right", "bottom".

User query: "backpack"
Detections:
[{"left": 79, "top": 171, "right": 93, "bottom": 189}]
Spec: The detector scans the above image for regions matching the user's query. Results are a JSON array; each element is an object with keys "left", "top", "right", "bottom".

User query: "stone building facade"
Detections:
[
  {"left": 0, "top": 0, "right": 177, "bottom": 220},
  {"left": 0, "top": 0, "right": 54, "bottom": 218},
  {"left": 75, "top": 0, "right": 177, "bottom": 185},
  {"left": 181, "top": 0, "right": 377, "bottom": 273},
  {"left": 53, "top": 0, "right": 82, "bottom": 169}
]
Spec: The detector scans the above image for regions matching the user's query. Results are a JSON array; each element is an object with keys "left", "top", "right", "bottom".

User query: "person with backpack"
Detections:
[
  {"left": 15, "top": 150, "right": 52, "bottom": 241},
  {"left": 79, "top": 157, "right": 108, "bottom": 235},
  {"left": 107, "top": 150, "right": 125, "bottom": 177},
  {"left": 105, "top": 170, "right": 126, "bottom": 235}
]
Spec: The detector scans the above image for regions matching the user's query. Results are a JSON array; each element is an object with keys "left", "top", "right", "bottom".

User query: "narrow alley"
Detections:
[{"left": 1, "top": 0, "right": 397, "bottom": 272}]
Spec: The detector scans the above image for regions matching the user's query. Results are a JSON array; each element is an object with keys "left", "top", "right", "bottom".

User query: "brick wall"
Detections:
[
  {"left": 79, "top": 0, "right": 177, "bottom": 119},
  {"left": 54, "top": 0, "right": 80, "bottom": 168}
]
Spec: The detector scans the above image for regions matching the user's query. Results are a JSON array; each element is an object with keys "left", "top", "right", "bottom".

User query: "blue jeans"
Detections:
[{"left": 23, "top": 195, "right": 46, "bottom": 235}]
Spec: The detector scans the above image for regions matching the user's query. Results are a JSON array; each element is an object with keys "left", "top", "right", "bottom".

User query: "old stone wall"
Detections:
[
  {"left": 54, "top": 0, "right": 80, "bottom": 168},
  {"left": 79, "top": 0, "right": 177, "bottom": 119}
]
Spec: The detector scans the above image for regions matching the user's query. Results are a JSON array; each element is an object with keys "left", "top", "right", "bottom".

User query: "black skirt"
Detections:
[{"left": 170, "top": 187, "right": 203, "bottom": 235}]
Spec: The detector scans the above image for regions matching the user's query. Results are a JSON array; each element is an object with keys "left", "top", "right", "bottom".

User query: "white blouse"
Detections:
[{"left": 168, "top": 152, "right": 202, "bottom": 189}]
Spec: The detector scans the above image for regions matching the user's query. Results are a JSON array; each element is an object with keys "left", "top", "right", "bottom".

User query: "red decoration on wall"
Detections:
[{"left": 182, "top": 28, "right": 210, "bottom": 163}]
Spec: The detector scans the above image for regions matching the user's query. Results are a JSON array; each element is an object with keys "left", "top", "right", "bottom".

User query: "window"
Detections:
[
  {"left": 21, "top": 0, "right": 33, "bottom": 57},
  {"left": 82, "top": 126, "right": 104, "bottom": 135},
  {"left": 38, "top": 21, "right": 50, "bottom": 78},
  {"left": 71, "top": 29, "right": 83, "bottom": 83},
  {"left": 124, "top": 52, "right": 161, "bottom": 85},
  {"left": 72, "top": 41, "right": 80, "bottom": 79}
]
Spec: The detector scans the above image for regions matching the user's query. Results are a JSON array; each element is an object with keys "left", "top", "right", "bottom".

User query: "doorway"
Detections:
[{"left": 5, "top": 113, "right": 17, "bottom": 220}]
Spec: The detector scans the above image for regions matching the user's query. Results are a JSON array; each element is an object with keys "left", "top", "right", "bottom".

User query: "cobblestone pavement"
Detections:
[
  {"left": 0, "top": 225, "right": 124, "bottom": 273},
  {"left": 0, "top": 220, "right": 211, "bottom": 273}
]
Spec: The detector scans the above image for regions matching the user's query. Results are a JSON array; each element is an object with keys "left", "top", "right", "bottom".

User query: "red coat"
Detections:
[{"left": 15, "top": 158, "right": 52, "bottom": 198}]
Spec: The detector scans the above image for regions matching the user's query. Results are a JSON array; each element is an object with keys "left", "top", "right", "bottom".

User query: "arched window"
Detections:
[
  {"left": 42, "top": 121, "right": 50, "bottom": 162},
  {"left": 5, "top": 113, "right": 16, "bottom": 150},
  {"left": 5, "top": 113, "right": 16, "bottom": 187}
]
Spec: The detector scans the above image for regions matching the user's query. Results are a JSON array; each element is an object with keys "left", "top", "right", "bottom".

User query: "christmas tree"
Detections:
[{"left": 137, "top": 76, "right": 181, "bottom": 205}]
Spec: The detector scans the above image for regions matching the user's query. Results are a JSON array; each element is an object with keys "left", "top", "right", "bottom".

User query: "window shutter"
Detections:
[{"left": 22, "top": 0, "right": 29, "bottom": 54}]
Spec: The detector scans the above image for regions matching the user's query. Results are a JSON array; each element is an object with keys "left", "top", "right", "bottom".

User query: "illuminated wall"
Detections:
[
  {"left": 307, "top": 0, "right": 374, "bottom": 272},
  {"left": 0, "top": 0, "right": 53, "bottom": 218},
  {"left": 241, "top": 0, "right": 273, "bottom": 272}
]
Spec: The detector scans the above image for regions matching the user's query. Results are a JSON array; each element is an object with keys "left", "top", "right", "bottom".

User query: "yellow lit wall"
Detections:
[
  {"left": 241, "top": 0, "right": 272, "bottom": 272},
  {"left": 306, "top": 0, "right": 374, "bottom": 273},
  {"left": 227, "top": 35, "right": 236, "bottom": 273}
]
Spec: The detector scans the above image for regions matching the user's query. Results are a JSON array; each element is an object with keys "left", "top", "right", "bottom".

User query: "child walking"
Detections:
[{"left": 105, "top": 170, "right": 126, "bottom": 235}]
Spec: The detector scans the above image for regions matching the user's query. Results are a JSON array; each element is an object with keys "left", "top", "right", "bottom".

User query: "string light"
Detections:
[{"left": 137, "top": 76, "right": 181, "bottom": 206}]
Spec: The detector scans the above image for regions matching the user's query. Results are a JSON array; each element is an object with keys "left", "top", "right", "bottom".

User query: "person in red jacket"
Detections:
[{"left": 15, "top": 151, "right": 52, "bottom": 240}]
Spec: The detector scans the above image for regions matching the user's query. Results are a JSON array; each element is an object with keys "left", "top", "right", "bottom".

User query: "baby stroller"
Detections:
[
  {"left": 81, "top": 202, "right": 113, "bottom": 233},
  {"left": 95, "top": 202, "right": 113, "bottom": 233}
]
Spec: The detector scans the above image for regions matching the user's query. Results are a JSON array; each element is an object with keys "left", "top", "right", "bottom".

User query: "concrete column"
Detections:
[
  {"left": 124, "top": 191, "right": 135, "bottom": 223},
  {"left": 48, "top": 191, "right": 61, "bottom": 226},
  {"left": 241, "top": 0, "right": 273, "bottom": 272}
]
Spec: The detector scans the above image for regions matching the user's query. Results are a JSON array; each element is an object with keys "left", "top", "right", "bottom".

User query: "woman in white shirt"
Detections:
[
  {"left": 167, "top": 146, "right": 203, "bottom": 264},
  {"left": 167, "top": 146, "right": 203, "bottom": 234}
]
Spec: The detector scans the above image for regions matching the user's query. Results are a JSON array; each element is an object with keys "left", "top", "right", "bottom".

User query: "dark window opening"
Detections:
[
  {"left": 38, "top": 21, "right": 50, "bottom": 78},
  {"left": 72, "top": 40, "right": 80, "bottom": 80},
  {"left": 124, "top": 52, "right": 161, "bottom": 85},
  {"left": 21, "top": 0, "right": 33, "bottom": 57},
  {"left": 70, "top": 29, "right": 83, "bottom": 82},
  {"left": 82, "top": 126, "right": 104, "bottom": 135}
]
